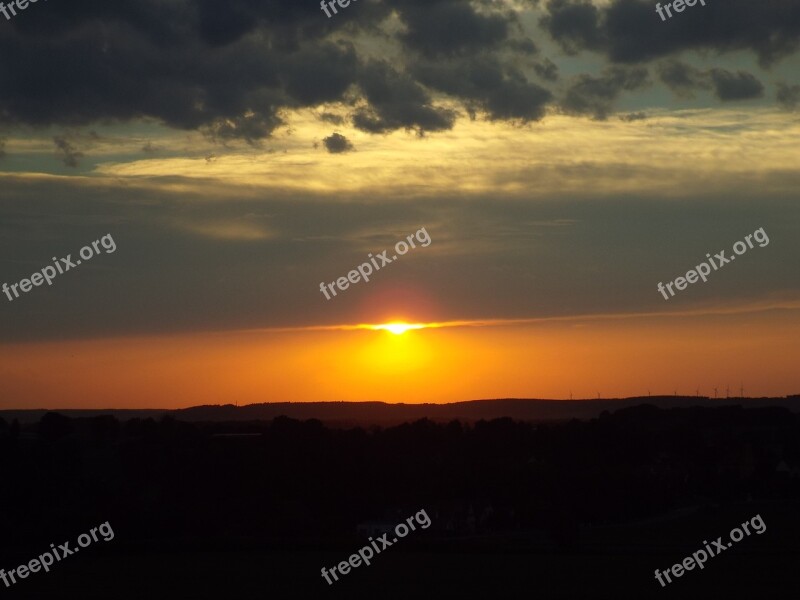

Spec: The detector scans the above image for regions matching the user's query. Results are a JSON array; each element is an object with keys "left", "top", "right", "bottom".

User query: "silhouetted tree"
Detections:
[{"left": 38, "top": 412, "right": 73, "bottom": 441}]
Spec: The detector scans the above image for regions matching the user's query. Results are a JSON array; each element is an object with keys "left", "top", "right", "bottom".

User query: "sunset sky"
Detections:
[{"left": 1, "top": 0, "right": 799, "bottom": 407}]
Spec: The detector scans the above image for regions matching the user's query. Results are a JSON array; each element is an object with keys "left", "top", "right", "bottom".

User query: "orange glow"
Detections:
[{"left": 0, "top": 306, "right": 799, "bottom": 409}]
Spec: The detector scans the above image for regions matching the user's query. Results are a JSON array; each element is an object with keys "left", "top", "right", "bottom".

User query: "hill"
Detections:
[{"left": 2, "top": 395, "right": 799, "bottom": 425}]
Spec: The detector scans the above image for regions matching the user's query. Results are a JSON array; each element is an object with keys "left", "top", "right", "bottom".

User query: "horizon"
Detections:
[
  {"left": 4, "top": 392, "right": 799, "bottom": 410},
  {"left": 5, "top": 394, "right": 799, "bottom": 427}
]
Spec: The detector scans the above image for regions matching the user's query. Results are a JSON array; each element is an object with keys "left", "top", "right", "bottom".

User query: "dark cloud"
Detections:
[
  {"left": 53, "top": 136, "right": 83, "bottom": 168},
  {"left": 540, "top": 0, "right": 604, "bottom": 55},
  {"left": 0, "top": 0, "right": 792, "bottom": 143},
  {"left": 0, "top": 1, "right": 367, "bottom": 140},
  {"left": 708, "top": 69, "right": 764, "bottom": 101},
  {"left": 619, "top": 111, "right": 647, "bottom": 121},
  {"left": 560, "top": 66, "right": 650, "bottom": 119},
  {"left": 0, "top": 0, "right": 550, "bottom": 140},
  {"left": 541, "top": 0, "right": 800, "bottom": 66},
  {"left": 196, "top": 0, "right": 260, "bottom": 47},
  {"left": 533, "top": 57, "right": 559, "bottom": 82},
  {"left": 206, "top": 112, "right": 285, "bottom": 145},
  {"left": 658, "top": 61, "right": 764, "bottom": 101},
  {"left": 484, "top": 77, "right": 554, "bottom": 122},
  {"left": 1, "top": 25, "right": 285, "bottom": 139},
  {"left": 388, "top": 0, "right": 513, "bottom": 58},
  {"left": 0, "top": 137, "right": 6, "bottom": 159},
  {"left": 322, "top": 132, "right": 354, "bottom": 153},
  {"left": 353, "top": 61, "right": 456, "bottom": 134},
  {"left": 509, "top": 39, "right": 538, "bottom": 55},
  {"left": 657, "top": 60, "right": 709, "bottom": 98},
  {"left": 280, "top": 42, "right": 359, "bottom": 105},
  {"left": 320, "top": 112, "right": 346, "bottom": 125},
  {"left": 776, "top": 82, "right": 800, "bottom": 111},
  {"left": 412, "top": 56, "right": 552, "bottom": 122},
  {"left": 142, "top": 142, "right": 161, "bottom": 154}
]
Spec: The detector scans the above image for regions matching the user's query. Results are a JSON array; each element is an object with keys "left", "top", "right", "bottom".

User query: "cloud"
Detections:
[
  {"left": 776, "top": 82, "right": 800, "bottom": 111},
  {"left": 320, "top": 112, "right": 345, "bottom": 125},
  {"left": 412, "top": 55, "right": 553, "bottom": 123},
  {"left": 280, "top": 41, "right": 360, "bottom": 106},
  {"left": 541, "top": 0, "right": 800, "bottom": 66},
  {"left": 619, "top": 111, "right": 647, "bottom": 122},
  {"left": 708, "top": 69, "right": 764, "bottom": 101},
  {"left": 0, "top": 137, "right": 6, "bottom": 159},
  {"left": 657, "top": 60, "right": 709, "bottom": 98},
  {"left": 533, "top": 57, "right": 560, "bottom": 82},
  {"left": 205, "top": 112, "right": 285, "bottom": 145},
  {"left": 658, "top": 61, "right": 764, "bottom": 101},
  {"left": 389, "top": 0, "right": 512, "bottom": 58},
  {"left": 53, "top": 135, "right": 84, "bottom": 168},
  {"left": 322, "top": 132, "right": 355, "bottom": 153},
  {"left": 0, "top": 1, "right": 373, "bottom": 141},
  {"left": 0, "top": 0, "right": 793, "bottom": 144},
  {"left": 0, "top": 0, "right": 545, "bottom": 141},
  {"left": 352, "top": 61, "right": 457, "bottom": 134},
  {"left": 560, "top": 66, "right": 650, "bottom": 119},
  {"left": 540, "top": 0, "right": 604, "bottom": 55}
]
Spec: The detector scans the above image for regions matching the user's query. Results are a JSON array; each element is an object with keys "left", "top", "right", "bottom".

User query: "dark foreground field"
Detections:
[{"left": 1, "top": 403, "right": 799, "bottom": 598}]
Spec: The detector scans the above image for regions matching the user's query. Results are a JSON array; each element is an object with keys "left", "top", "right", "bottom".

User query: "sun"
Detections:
[{"left": 372, "top": 322, "right": 425, "bottom": 335}]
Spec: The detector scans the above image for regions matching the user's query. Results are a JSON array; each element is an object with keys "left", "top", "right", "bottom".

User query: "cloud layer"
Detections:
[{"left": 1, "top": 0, "right": 796, "bottom": 143}]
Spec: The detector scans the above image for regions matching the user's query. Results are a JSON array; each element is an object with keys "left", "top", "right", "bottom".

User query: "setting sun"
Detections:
[{"left": 372, "top": 322, "right": 425, "bottom": 335}]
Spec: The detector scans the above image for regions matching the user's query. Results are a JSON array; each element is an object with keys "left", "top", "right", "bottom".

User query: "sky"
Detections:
[{"left": 1, "top": 0, "right": 799, "bottom": 408}]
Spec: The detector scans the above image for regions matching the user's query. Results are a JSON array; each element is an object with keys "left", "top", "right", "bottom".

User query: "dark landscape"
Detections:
[
  {"left": 3, "top": 395, "right": 800, "bottom": 425},
  {"left": 1, "top": 399, "right": 799, "bottom": 598}
]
